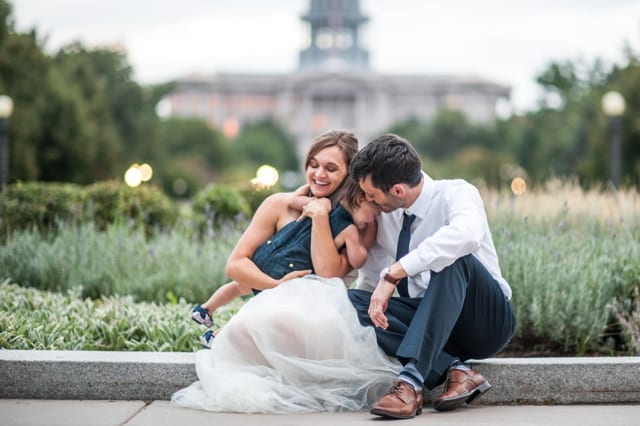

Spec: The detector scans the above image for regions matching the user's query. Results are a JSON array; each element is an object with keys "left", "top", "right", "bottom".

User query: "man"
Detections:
[{"left": 348, "top": 134, "right": 516, "bottom": 419}]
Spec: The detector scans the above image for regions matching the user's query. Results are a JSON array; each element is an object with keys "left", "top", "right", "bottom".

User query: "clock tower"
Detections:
[{"left": 299, "top": 0, "right": 370, "bottom": 71}]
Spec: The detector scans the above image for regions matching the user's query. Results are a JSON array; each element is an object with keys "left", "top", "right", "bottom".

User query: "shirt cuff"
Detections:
[{"left": 399, "top": 251, "right": 426, "bottom": 277}]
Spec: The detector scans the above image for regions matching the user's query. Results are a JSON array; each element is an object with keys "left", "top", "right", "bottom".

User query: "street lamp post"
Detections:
[
  {"left": 601, "top": 91, "right": 626, "bottom": 188},
  {"left": 0, "top": 95, "right": 14, "bottom": 191}
]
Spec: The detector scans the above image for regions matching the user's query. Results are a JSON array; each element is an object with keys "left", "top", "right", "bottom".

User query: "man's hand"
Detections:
[{"left": 368, "top": 280, "right": 396, "bottom": 329}]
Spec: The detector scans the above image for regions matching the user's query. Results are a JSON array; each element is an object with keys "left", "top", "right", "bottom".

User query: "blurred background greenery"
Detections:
[
  {"left": 1, "top": 1, "right": 640, "bottom": 194},
  {"left": 0, "top": 183, "right": 638, "bottom": 355}
]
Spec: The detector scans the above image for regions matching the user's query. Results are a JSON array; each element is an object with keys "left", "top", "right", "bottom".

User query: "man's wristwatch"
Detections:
[{"left": 379, "top": 267, "right": 401, "bottom": 286}]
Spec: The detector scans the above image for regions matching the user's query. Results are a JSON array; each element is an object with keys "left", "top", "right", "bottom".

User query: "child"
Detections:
[{"left": 191, "top": 177, "right": 378, "bottom": 347}]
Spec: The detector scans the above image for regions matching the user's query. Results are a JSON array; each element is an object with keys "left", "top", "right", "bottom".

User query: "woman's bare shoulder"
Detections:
[
  {"left": 253, "top": 192, "right": 299, "bottom": 224},
  {"left": 259, "top": 192, "right": 292, "bottom": 210}
]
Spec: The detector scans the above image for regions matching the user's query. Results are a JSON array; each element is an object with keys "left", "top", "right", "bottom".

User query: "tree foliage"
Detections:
[
  {"left": 512, "top": 51, "right": 640, "bottom": 187},
  {"left": 232, "top": 119, "right": 300, "bottom": 172},
  {"left": 0, "top": 0, "right": 229, "bottom": 193},
  {"left": 386, "top": 112, "right": 516, "bottom": 187},
  {"left": 2, "top": 0, "right": 639, "bottom": 190},
  {"left": 382, "top": 43, "right": 640, "bottom": 188},
  {"left": 154, "top": 117, "right": 229, "bottom": 197}
]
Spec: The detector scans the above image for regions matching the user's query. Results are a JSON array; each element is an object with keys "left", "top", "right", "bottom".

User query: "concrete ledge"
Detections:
[
  {"left": 425, "top": 357, "right": 640, "bottom": 405},
  {"left": 0, "top": 350, "right": 196, "bottom": 400},
  {"left": 2, "top": 350, "right": 640, "bottom": 404}
]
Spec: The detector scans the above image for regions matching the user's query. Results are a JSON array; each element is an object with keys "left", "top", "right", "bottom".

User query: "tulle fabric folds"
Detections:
[{"left": 172, "top": 276, "right": 400, "bottom": 413}]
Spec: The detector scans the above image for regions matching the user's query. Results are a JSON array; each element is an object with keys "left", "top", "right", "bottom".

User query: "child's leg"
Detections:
[
  {"left": 201, "top": 281, "right": 251, "bottom": 314},
  {"left": 198, "top": 281, "right": 253, "bottom": 347}
]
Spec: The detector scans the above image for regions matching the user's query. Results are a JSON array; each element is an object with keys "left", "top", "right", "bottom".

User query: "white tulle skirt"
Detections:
[{"left": 171, "top": 276, "right": 401, "bottom": 413}]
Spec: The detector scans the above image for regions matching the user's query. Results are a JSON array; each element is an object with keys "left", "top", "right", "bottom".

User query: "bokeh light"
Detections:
[
  {"left": 124, "top": 163, "right": 153, "bottom": 187},
  {"left": 250, "top": 165, "right": 279, "bottom": 189},
  {"left": 124, "top": 165, "right": 142, "bottom": 187},
  {"left": 172, "top": 178, "right": 188, "bottom": 196},
  {"left": 510, "top": 177, "right": 527, "bottom": 195},
  {"left": 223, "top": 117, "right": 240, "bottom": 139},
  {"left": 139, "top": 163, "right": 153, "bottom": 182}
]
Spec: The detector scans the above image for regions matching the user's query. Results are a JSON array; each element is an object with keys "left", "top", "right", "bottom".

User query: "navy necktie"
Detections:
[{"left": 395, "top": 212, "right": 416, "bottom": 297}]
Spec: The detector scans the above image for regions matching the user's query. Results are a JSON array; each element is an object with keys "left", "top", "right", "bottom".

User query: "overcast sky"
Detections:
[{"left": 11, "top": 0, "right": 640, "bottom": 113}]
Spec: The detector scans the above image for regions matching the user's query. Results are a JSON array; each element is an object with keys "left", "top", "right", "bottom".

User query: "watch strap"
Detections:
[{"left": 383, "top": 272, "right": 401, "bottom": 286}]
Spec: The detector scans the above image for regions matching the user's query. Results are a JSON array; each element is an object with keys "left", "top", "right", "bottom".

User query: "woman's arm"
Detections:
[
  {"left": 225, "top": 193, "right": 310, "bottom": 290},
  {"left": 301, "top": 198, "right": 353, "bottom": 277}
]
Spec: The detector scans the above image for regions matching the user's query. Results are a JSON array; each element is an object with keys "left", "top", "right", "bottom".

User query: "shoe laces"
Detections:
[{"left": 385, "top": 380, "right": 411, "bottom": 402}]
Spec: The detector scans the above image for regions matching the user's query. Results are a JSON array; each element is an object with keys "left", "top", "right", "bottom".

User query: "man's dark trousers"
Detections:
[{"left": 349, "top": 254, "right": 516, "bottom": 389}]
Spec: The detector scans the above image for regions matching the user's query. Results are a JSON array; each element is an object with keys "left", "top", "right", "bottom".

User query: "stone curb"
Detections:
[{"left": 2, "top": 350, "right": 640, "bottom": 404}]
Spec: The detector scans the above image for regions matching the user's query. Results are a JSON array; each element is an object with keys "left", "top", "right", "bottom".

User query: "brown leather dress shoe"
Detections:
[
  {"left": 433, "top": 368, "right": 491, "bottom": 412},
  {"left": 370, "top": 379, "right": 423, "bottom": 419}
]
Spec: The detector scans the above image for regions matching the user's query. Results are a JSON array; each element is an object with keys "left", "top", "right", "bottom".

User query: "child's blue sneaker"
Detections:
[
  {"left": 191, "top": 305, "right": 214, "bottom": 327},
  {"left": 202, "top": 330, "right": 215, "bottom": 349}
]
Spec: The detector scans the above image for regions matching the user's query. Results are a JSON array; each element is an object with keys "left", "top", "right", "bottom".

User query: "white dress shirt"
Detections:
[{"left": 356, "top": 172, "right": 512, "bottom": 300}]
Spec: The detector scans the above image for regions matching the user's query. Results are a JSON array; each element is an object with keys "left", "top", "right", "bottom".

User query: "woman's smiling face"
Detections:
[{"left": 305, "top": 145, "right": 349, "bottom": 199}]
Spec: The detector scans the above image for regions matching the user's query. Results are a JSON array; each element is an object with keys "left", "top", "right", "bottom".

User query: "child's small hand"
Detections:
[
  {"left": 288, "top": 185, "right": 313, "bottom": 212},
  {"left": 298, "top": 198, "right": 331, "bottom": 221}
]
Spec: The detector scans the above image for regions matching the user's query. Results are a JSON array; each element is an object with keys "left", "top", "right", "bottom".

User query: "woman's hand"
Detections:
[
  {"left": 298, "top": 198, "right": 331, "bottom": 220},
  {"left": 278, "top": 269, "right": 312, "bottom": 284}
]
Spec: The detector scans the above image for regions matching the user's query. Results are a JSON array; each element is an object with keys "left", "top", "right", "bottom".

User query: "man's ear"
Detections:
[{"left": 391, "top": 183, "right": 405, "bottom": 198}]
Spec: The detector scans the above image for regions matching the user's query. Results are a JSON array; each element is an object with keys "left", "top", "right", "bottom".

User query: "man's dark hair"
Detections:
[{"left": 349, "top": 134, "right": 422, "bottom": 193}]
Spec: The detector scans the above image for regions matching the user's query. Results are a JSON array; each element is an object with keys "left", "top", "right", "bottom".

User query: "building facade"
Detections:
[{"left": 166, "top": 0, "right": 510, "bottom": 159}]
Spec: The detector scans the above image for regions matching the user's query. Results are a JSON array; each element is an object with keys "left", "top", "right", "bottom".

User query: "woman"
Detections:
[
  {"left": 191, "top": 175, "right": 381, "bottom": 350},
  {"left": 172, "top": 130, "right": 401, "bottom": 413},
  {"left": 190, "top": 129, "right": 366, "bottom": 341}
]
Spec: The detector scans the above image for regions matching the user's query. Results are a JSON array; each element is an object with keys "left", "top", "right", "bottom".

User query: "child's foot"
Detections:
[
  {"left": 202, "top": 330, "right": 215, "bottom": 349},
  {"left": 191, "top": 305, "right": 214, "bottom": 327}
]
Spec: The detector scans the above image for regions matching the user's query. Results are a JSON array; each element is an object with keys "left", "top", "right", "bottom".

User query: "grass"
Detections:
[{"left": 1, "top": 182, "right": 639, "bottom": 354}]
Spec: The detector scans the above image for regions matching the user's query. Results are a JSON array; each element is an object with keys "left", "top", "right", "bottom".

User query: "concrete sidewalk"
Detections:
[
  {"left": 1, "top": 400, "right": 640, "bottom": 426},
  {"left": 2, "top": 351, "right": 640, "bottom": 425}
]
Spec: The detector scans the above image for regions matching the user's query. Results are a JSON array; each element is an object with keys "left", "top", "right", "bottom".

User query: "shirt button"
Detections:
[
  {"left": 266, "top": 240, "right": 272, "bottom": 244},
  {"left": 288, "top": 263, "right": 294, "bottom": 268}
]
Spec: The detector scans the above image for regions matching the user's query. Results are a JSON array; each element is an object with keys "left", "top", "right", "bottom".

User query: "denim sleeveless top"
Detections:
[{"left": 251, "top": 204, "right": 354, "bottom": 282}]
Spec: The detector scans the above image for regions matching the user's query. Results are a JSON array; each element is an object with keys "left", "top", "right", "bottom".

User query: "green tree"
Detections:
[
  {"left": 506, "top": 53, "right": 639, "bottom": 187},
  {"left": 232, "top": 119, "right": 299, "bottom": 172},
  {"left": 596, "top": 45, "right": 640, "bottom": 187},
  {"left": 52, "top": 43, "right": 173, "bottom": 181},
  {"left": 425, "top": 110, "right": 478, "bottom": 159},
  {"left": 386, "top": 117, "right": 428, "bottom": 149},
  {"left": 41, "top": 46, "right": 121, "bottom": 182},
  {"left": 154, "top": 117, "right": 230, "bottom": 197},
  {"left": 0, "top": 0, "right": 52, "bottom": 181},
  {"left": 385, "top": 111, "right": 510, "bottom": 182}
]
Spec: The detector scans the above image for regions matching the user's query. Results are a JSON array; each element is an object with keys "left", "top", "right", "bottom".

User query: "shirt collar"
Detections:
[{"left": 403, "top": 171, "right": 433, "bottom": 220}]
